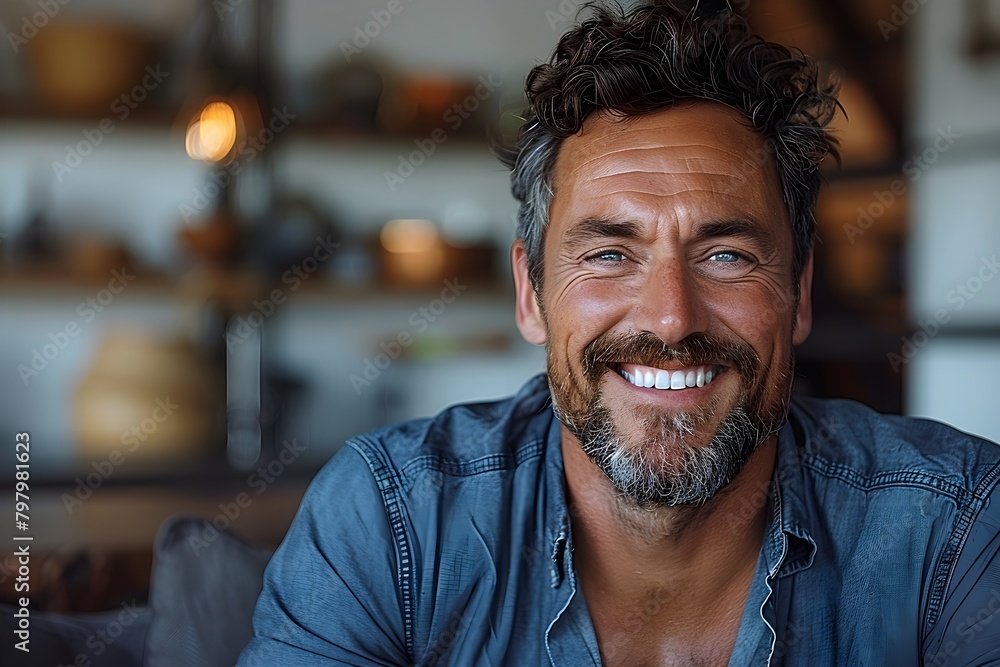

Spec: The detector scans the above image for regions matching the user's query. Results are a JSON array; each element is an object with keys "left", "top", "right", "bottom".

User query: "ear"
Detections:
[
  {"left": 792, "top": 252, "right": 814, "bottom": 346},
  {"left": 511, "top": 240, "right": 546, "bottom": 346}
]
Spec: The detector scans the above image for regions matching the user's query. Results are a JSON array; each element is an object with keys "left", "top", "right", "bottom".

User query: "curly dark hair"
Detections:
[{"left": 497, "top": 1, "right": 841, "bottom": 294}]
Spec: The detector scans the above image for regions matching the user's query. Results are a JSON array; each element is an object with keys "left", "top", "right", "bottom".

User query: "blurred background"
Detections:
[{"left": 0, "top": 0, "right": 997, "bottom": 618}]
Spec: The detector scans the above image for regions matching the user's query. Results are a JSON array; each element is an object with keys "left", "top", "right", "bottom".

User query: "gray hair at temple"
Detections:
[{"left": 496, "top": 1, "right": 842, "bottom": 295}]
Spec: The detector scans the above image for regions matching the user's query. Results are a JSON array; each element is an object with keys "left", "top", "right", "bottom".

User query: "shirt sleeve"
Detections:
[
  {"left": 237, "top": 442, "right": 411, "bottom": 666},
  {"left": 922, "top": 478, "right": 1000, "bottom": 666}
]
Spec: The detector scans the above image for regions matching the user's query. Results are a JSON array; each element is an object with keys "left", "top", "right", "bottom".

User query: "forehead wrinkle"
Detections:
[
  {"left": 679, "top": 154, "right": 765, "bottom": 178},
  {"left": 578, "top": 177, "right": 766, "bottom": 207},
  {"left": 571, "top": 142, "right": 762, "bottom": 171},
  {"left": 574, "top": 187, "right": 761, "bottom": 202},
  {"left": 589, "top": 170, "right": 753, "bottom": 183},
  {"left": 565, "top": 152, "right": 769, "bottom": 195}
]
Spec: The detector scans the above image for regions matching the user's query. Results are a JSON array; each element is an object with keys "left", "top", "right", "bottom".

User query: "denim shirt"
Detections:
[{"left": 239, "top": 374, "right": 1000, "bottom": 666}]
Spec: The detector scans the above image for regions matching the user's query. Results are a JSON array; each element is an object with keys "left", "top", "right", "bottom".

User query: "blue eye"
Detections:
[
  {"left": 588, "top": 250, "right": 626, "bottom": 263},
  {"left": 701, "top": 250, "right": 757, "bottom": 278},
  {"left": 709, "top": 251, "right": 744, "bottom": 263}
]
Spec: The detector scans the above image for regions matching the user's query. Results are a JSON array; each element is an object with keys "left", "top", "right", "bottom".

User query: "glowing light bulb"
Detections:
[{"left": 185, "top": 101, "right": 238, "bottom": 162}]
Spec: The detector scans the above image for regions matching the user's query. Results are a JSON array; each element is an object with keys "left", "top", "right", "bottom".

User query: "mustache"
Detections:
[{"left": 581, "top": 331, "right": 760, "bottom": 381}]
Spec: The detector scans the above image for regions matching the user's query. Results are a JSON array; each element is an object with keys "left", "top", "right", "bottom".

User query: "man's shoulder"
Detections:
[
  {"left": 789, "top": 395, "right": 1000, "bottom": 495},
  {"left": 349, "top": 373, "right": 555, "bottom": 476}
]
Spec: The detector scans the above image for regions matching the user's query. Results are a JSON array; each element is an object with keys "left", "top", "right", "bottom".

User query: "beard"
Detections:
[{"left": 548, "top": 330, "right": 793, "bottom": 508}]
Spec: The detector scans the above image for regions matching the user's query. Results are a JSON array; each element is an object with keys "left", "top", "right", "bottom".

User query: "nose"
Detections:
[{"left": 630, "top": 257, "right": 709, "bottom": 346}]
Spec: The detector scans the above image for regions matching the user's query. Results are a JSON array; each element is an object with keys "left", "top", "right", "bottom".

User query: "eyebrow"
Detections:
[
  {"left": 694, "top": 219, "right": 780, "bottom": 257},
  {"left": 563, "top": 218, "right": 643, "bottom": 245},
  {"left": 564, "top": 216, "right": 780, "bottom": 257}
]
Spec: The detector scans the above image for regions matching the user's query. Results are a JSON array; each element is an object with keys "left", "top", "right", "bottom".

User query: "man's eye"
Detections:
[
  {"left": 587, "top": 250, "right": 626, "bottom": 263},
  {"left": 708, "top": 251, "right": 746, "bottom": 263},
  {"left": 707, "top": 250, "right": 758, "bottom": 267},
  {"left": 702, "top": 250, "right": 757, "bottom": 278}
]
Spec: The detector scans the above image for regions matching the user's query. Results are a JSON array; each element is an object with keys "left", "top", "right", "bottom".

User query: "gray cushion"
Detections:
[
  {"left": 0, "top": 602, "right": 150, "bottom": 666},
  {"left": 143, "top": 515, "right": 273, "bottom": 667}
]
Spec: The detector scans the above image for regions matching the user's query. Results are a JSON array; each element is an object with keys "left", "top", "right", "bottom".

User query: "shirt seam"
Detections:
[
  {"left": 397, "top": 440, "right": 546, "bottom": 492},
  {"left": 924, "top": 458, "right": 1000, "bottom": 634},
  {"left": 348, "top": 436, "right": 416, "bottom": 661},
  {"left": 801, "top": 458, "right": 972, "bottom": 502}
]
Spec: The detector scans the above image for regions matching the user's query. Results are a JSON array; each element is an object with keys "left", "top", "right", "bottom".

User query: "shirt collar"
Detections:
[
  {"left": 765, "top": 406, "right": 818, "bottom": 578},
  {"left": 543, "top": 392, "right": 571, "bottom": 588},
  {"left": 509, "top": 374, "right": 571, "bottom": 588}
]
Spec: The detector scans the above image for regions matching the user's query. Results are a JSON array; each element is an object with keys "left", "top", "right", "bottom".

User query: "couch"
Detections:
[{"left": 0, "top": 515, "right": 273, "bottom": 667}]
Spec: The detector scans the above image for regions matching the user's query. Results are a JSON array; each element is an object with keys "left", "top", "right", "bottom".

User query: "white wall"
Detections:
[
  {"left": 908, "top": 0, "right": 1000, "bottom": 442},
  {"left": 908, "top": 339, "right": 1000, "bottom": 443},
  {"left": 276, "top": 0, "right": 581, "bottom": 83}
]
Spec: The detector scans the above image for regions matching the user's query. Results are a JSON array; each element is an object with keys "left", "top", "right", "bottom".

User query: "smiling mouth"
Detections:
[{"left": 614, "top": 363, "right": 725, "bottom": 390}]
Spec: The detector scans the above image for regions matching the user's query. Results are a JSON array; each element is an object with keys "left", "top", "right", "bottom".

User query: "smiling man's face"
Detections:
[{"left": 514, "top": 102, "right": 814, "bottom": 507}]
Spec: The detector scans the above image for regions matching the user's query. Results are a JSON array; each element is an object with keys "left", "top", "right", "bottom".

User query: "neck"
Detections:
[{"left": 561, "top": 426, "right": 776, "bottom": 617}]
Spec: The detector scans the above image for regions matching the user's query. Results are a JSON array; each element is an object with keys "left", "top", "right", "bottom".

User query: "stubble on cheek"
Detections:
[
  {"left": 539, "top": 296, "right": 604, "bottom": 432},
  {"left": 545, "top": 346, "right": 599, "bottom": 434}
]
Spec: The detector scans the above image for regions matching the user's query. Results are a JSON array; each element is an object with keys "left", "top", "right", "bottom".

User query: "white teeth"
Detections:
[
  {"left": 654, "top": 370, "right": 670, "bottom": 389},
  {"left": 619, "top": 364, "right": 720, "bottom": 391},
  {"left": 670, "top": 370, "right": 685, "bottom": 389}
]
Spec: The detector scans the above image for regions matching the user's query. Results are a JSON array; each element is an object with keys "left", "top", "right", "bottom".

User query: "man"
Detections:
[{"left": 240, "top": 3, "right": 1000, "bottom": 665}]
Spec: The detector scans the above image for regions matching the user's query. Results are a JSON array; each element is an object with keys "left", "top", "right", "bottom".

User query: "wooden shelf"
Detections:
[
  {"left": 0, "top": 265, "right": 511, "bottom": 304},
  {"left": 0, "top": 102, "right": 180, "bottom": 127}
]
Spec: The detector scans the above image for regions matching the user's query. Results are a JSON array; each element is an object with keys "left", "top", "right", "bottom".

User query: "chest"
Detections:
[{"left": 586, "top": 592, "right": 746, "bottom": 667}]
